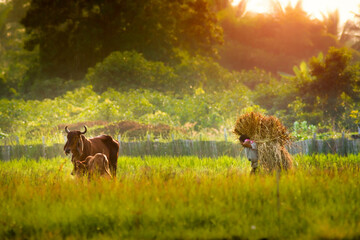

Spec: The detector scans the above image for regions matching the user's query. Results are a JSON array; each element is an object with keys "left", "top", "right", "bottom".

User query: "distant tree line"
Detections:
[
  {"left": 216, "top": 0, "right": 358, "bottom": 73},
  {"left": 20, "top": 0, "right": 223, "bottom": 80},
  {"left": 0, "top": 0, "right": 360, "bottom": 132},
  {"left": 1, "top": 0, "right": 360, "bottom": 95}
]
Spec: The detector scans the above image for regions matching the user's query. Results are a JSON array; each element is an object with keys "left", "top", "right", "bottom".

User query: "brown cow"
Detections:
[
  {"left": 64, "top": 125, "right": 119, "bottom": 176},
  {"left": 73, "top": 153, "right": 112, "bottom": 179}
]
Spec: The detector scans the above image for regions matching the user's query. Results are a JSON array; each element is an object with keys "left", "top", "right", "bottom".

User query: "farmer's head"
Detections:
[{"left": 239, "top": 134, "right": 250, "bottom": 143}]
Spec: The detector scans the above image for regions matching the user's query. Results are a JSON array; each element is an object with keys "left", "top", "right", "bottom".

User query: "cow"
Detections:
[
  {"left": 73, "top": 153, "right": 112, "bottom": 179},
  {"left": 64, "top": 125, "right": 119, "bottom": 177}
]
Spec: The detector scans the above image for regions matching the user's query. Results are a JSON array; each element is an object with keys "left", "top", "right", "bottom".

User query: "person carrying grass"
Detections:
[
  {"left": 239, "top": 134, "right": 258, "bottom": 174},
  {"left": 234, "top": 112, "right": 292, "bottom": 172}
]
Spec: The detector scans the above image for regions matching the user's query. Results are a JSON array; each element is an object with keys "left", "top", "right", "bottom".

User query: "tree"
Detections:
[
  {"left": 298, "top": 47, "right": 360, "bottom": 129},
  {"left": 217, "top": 0, "right": 339, "bottom": 73},
  {"left": 86, "top": 51, "right": 177, "bottom": 92},
  {"left": 340, "top": 10, "right": 360, "bottom": 51},
  {"left": 21, "top": 0, "right": 223, "bottom": 80},
  {"left": 0, "top": 0, "right": 36, "bottom": 98}
]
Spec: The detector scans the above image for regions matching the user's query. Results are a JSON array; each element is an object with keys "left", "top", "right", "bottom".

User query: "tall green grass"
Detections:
[{"left": 1, "top": 155, "right": 360, "bottom": 239}]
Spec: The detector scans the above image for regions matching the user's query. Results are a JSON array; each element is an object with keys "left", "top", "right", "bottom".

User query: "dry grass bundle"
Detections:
[{"left": 233, "top": 112, "right": 293, "bottom": 172}]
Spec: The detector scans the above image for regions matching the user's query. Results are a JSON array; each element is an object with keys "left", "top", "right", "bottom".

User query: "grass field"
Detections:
[{"left": 1, "top": 155, "right": 360, "bottom": 239}]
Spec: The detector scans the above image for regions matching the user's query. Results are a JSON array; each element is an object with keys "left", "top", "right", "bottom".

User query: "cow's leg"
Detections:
[{"left": 109, "top": 153, "right": 118, "bottom": 177}]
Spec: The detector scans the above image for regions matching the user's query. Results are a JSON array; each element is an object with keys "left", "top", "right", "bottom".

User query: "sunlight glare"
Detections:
[{"left": 232, "top": 0, "right": 360, "bottom": 25}]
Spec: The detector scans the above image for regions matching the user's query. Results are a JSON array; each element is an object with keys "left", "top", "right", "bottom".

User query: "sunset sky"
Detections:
[{"left": 232, "top": 0, "right": 360, "bottom": 26}]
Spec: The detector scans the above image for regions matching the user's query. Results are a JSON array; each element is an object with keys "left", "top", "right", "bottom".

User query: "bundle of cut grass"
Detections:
[{"left": 233, "top": 112, "right": 292, "bottom": 172}]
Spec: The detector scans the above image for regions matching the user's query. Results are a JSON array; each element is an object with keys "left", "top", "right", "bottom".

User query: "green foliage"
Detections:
[
  {"left": 174, "top": 53, "right": 237, "bottom": 90},
  {"left": 0, "top": 0, "right": 37, "bottom": 98},
  {"left": 87, "top": 51, "right": 177, "bottom": 92},
  {"left": 0, "top": 3, "right": 11, "bottom": 30},
  {"left": 86, "top": 50, "right": 245, "bottom": 94},
  {"left": 139, "top": 110, "right": 175, "bottom": 126},
  {"left": 292, "top": 121, "right": 317, "bottom": 140},
  {"left": 0, "top": 128, "right": 7, "bottom": 139},
  {"left": 0, "top": 85, "right": 256, "bottom": 142},
  {"left": 234, "top": 68, "right": 274, "bottom": 90},
  {"left": 292, "top": 60, "right": 315, "bottom": 84},
  {"left": 298, "top": 47, "right": 360, "bottom": 129},
  {"left": 21, "top": 0, "right": 223, "bottom": 79},
  {"left": 284, "top": 97, "right": 323, "bottom": 126},
  {"left": 0, "top": 98, "right": 26, "bottom": 132},
  {"left": 25, "top": 78, "right": 85, "bottom": 100},
  {"left": 253, "top": 76, "right": 297, "bottom": 113},
  {"left": 1, "top": 0, "right": 359, "bottom": 141},
  {"left": 256, "top": 48, "right": 360, "bottom": 132},
  {"left": 1, "top": 155, "right": 360, "bottom": 239}
]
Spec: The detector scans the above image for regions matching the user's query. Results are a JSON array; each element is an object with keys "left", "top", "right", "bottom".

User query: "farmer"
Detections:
[{"left": 239, "top": 134, "right": 258, "bottom": 174}]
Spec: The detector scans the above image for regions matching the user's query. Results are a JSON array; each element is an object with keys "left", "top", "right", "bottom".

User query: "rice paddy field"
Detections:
[{"left": 1, "top": 154, "right": 360, "bottom": 239}]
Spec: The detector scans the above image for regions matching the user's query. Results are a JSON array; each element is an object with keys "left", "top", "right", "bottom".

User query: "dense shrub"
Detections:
[
  {"left": 174, "top": 54, "right": 238, "bottom": 90},
  {"left": 86, "top": 51, "right": 177, "bottom": 92},
  {"left": 25, "top": 78, "right": 85, "bottom": 100},
  {"left": 0, "top": 86, "right": 255, "bottom": 143},
  {"left": 86, "top": 50, "right": 246, "bottom": 93}
]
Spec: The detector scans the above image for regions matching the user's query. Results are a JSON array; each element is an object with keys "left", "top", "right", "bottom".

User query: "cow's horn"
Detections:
[
  {"left": 80, "top": 125, "right": 87, "bottom": 134},
  {"left": 65, "top": 126, "right": 70, "bottom": 133}
]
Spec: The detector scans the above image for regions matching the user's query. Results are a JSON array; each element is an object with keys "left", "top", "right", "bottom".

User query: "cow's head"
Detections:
[
  {"left": 71, "top": 160, "right": 87, "bottom": 176},
  {"left": 64, "top": 126, "right": 87, "bottom": 156}
]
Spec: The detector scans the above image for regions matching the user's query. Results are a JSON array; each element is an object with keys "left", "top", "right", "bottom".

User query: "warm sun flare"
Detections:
[{"left": 232, "top": 0, "right": 360, "bottom": 25}]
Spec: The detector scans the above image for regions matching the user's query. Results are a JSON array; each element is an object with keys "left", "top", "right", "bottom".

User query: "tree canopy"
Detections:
[
  {"left": 21, "top": 0, "right": 223, "bottom": 79},
  {"left": 217, "top": 0, "right": 339, "bottom": 73},
  {"left": 1, "top": 0, "right": 360, "bottom": 133},
  {"left": 297, "top": 47, "right": 360, "bottom": 127}
]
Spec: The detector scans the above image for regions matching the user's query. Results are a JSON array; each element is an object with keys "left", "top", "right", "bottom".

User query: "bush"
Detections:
[
  {"left": 292, "top": 121, "right": 317, "bottom": 140},
  {"left": 86, "top": 50, "right": 245, "bottom": 93},
  {"left": 26, "top": 78, "right": 85, "bottom": 99},
  {"left": 0, "top": 86, "right": 259, "bottom": 143},
  {"left": 86, "top": 51, "right": 177, "bottom": 92},
  {"left": 174, "top": 54, "right": 238, "bottom": 91}
]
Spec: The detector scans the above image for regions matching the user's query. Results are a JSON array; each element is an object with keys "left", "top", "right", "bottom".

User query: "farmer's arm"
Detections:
[{"left": 241, "top": 141, "right": 252, "bottom": 148}]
